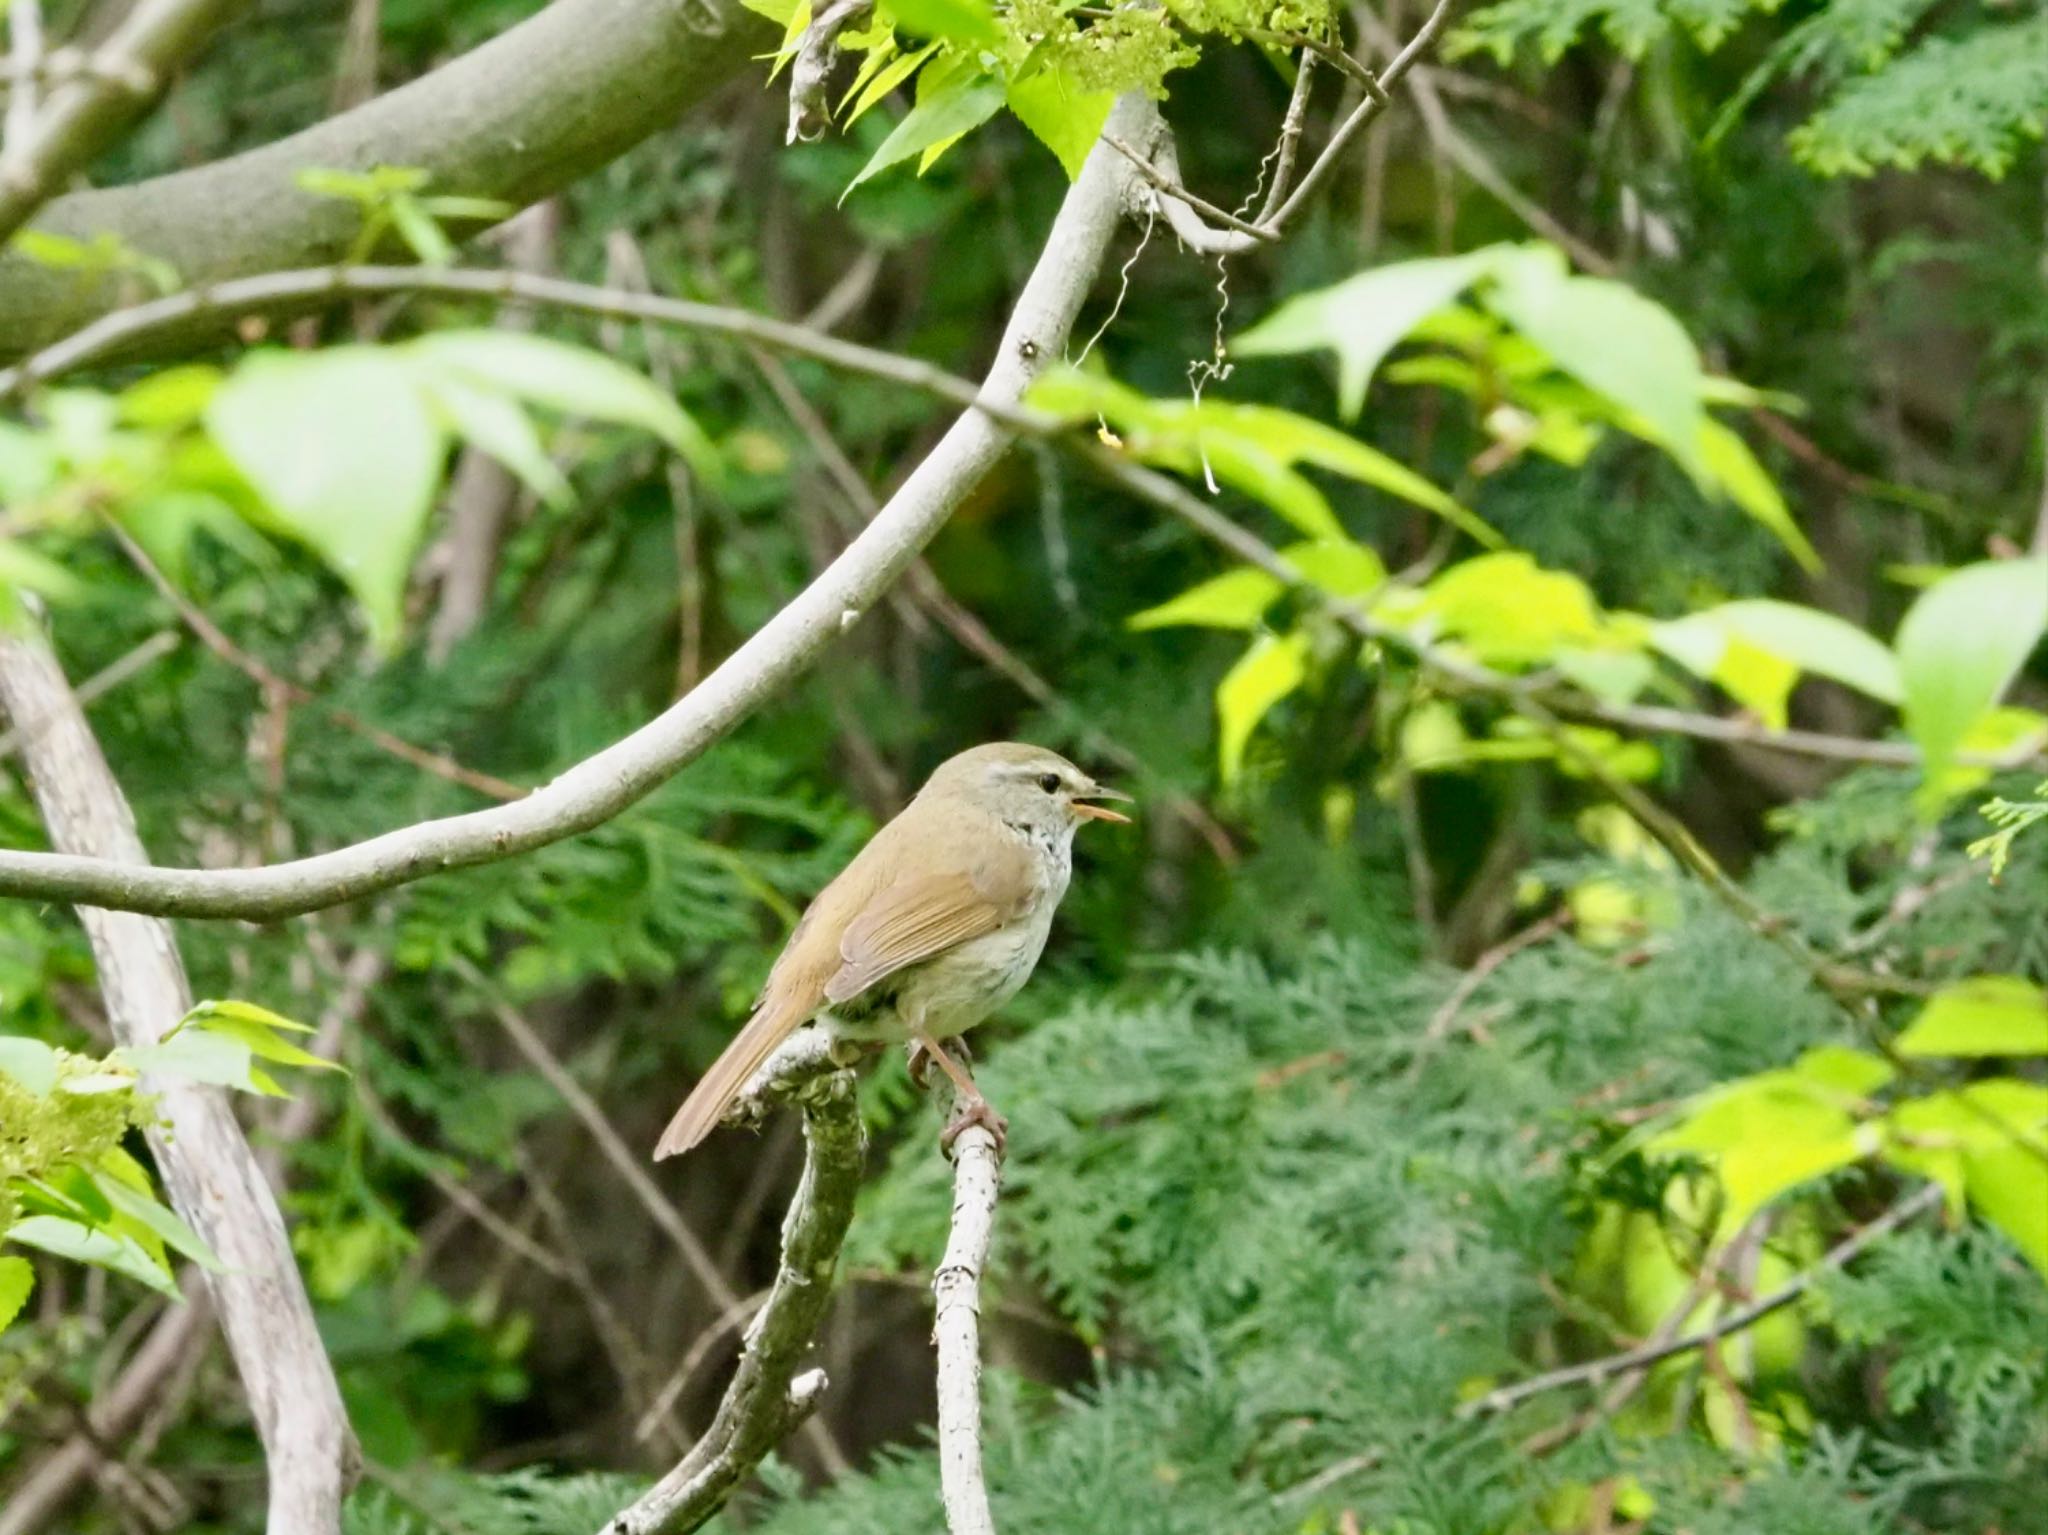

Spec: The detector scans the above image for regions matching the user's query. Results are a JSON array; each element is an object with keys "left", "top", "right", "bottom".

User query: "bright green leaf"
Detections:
[
  {"left": 1962, "top": 1141, "right": 2048, "bottom": 1277},
  {"left": 92, "top": 1170, "right": 222, "bottom": 1270},
  {"left": 419, "top": 371, "right": 570, "bottom": 505},
  {"left": 847, "top": 73, "right": 1004, "bottom": 192},
  {"left": 1130, "top": 568, "right": 1285, "bottom": 631},
  {"left": 0, "top": 1036, "right": 59, "bottom": 1096},
  {"left": 1895, "top": 557, "right": 2048, "bottom": 805},
  {"left": 1696, "top": 418, "right": 1821, "bottom": 572},
  {"left": 1425, "top": 553, "right": 1604, "bottom": 667},
  {"left": 1217, "top": 631, "right": 1309, "bottom": 784},
  {"left": 888, "top": 0, "right": 998, "bottom": 44},
  {"left": 206, "top": 348, "right": 445, "bottom": 653},
  {"left": 1897, "top": 975, "right": 2048, "bottom": 1058},
  {"left": 0, "top": 1257, "right": 32, "bottom": 1334},
  {"left": 403, "top": 332, "right": 717, "bottom": 480},
  {"left": 1236, "top": 249, "right": 1505, "bottom": 418},
  {"left": 1005, "top": 67, "right": 1114, "bottom": 180},
  {"left": 846, "top": 40, "right": 939, "bottom": 126},
  {"left": 6, "top": 1216, "right": 178, "bottom": 1294},
  {"left": 117, "top": 1031, "right": 288, "bottom": 1098},
  {"left": 1482, "top": 246, "right": 1709, "bottom": 477},
  {"left": 1700, "top": 600, "right": 1903, "bottom": 704}
]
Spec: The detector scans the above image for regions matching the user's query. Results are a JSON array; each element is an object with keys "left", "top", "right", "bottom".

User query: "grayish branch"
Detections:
[
  {"left": 0, "top": 96, "right": 1150, "bottom": 919},
  {"left": 598, "top": 1071, "right": 864, "bottom": 1535},
  {"left": 0, "top": 629, "right": 358, "bottom": 1535},
  {"left": 0, "top": 0, "right": 251, "bottom": 243},
  {"left": 0, "top": 0, "right": 770, "bottom": 356}
]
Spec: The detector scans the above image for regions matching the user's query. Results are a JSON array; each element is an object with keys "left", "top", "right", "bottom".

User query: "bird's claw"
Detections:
[{"left": 940, "top": 1096, "right": 1008, "bottom": 1160}]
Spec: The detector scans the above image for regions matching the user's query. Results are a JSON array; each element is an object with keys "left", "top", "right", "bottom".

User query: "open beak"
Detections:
[{"left": 1073, "top": 784, "right": 1133, "bottom": 825}]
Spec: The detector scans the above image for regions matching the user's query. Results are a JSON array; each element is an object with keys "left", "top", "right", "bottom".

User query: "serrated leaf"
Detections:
[
  {"left": 1005, "top": 67, "right": 1114, "bottom": 180},
  {"left": 6, "top": 1216, "right": 178, "bottom": 1294},
  {"left": 848, "top": 74, "right": 1006, "bottom": 192},
  {"left": 1217, "top": 630, "right": 1309, "bottom": 784},
  {"left": 1895, "top": 557, "right": 2048, "bottom": 806},
  {"left": 1897, "top": 976, "right": 2048, "bottom": 1058},
  {"left": 206, "top": 347, "right": 445, "bottom": 653},
  {"left": 1236, "top": 250, "right": 1505, "bottom": 418},
  {"left": 846, "top": 40, "right": 939, "bottom": 125},
  {"left": 0, "top": 1257, "right": 33, "bottom": 1334}
]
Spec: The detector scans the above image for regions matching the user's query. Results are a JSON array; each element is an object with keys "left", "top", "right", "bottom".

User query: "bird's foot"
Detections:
[{"left": 940, "top": 1094, "right": 1008, "bottom": 1160}]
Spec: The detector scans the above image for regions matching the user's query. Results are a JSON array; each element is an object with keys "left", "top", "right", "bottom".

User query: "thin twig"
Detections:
[
  {"left": 1420, "top": 908, "right": 1570, "bottom": 1044},
  {"left": 108, "top": 523, "right": 528, "bottom": 801},
  {"left": 1457, "top": 1183, "right": 1944, "bottom": 1421},
  {"left": 1107, "top": 134, "right": 1280, "bottom": 243}
]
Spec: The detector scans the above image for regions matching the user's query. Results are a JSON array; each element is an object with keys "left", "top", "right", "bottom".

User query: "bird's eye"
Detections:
[{"left": 1037, "top": 773, "right": 1062, "bottom": 794}]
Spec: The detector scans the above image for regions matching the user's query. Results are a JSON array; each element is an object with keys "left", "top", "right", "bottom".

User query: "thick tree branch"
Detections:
[
  {"left": 0, "top": 0, "right": 771, "bottom": 356},
  {"left": 0, "top": 629, "right": 358, "bottom": 1535},
  {"left": 0, "top": 98, "right": 1149, "bottom": 919},
  {"left": 0, "top": 0, "right": 254, "bottom": 243},
  {"left": 599, "top": 1069, "right": 864, "bottom": 1535},
  {"left": 934, "top": 1124, "right": 1002, "bottom": 1535}
]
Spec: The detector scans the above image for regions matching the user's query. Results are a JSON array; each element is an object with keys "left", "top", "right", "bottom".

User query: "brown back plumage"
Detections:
[{"left": 652, "top": 757, "right": 1049, "bottom": 1159}]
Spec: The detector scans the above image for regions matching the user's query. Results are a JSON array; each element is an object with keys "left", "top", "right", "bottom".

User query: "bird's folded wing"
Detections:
[{"left": 825, "top": 848, "right": 1034, "bottom": 1005}]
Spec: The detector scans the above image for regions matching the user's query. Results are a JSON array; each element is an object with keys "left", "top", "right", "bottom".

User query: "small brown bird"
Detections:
[{"left": 654, "top": 743, "right": 1130, "bottom": 1159}]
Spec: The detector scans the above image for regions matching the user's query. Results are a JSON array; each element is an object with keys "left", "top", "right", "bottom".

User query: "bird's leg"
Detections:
[
  {"left": 910, "top": 1031, "right": 1007, "bottom": 1159},
  {"left": 904, "top": 1031, "right": 972, "bottom": 1089}
]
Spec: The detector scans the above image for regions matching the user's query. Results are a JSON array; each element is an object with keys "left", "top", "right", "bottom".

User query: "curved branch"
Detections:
[
  {"left": 0, "top": 0, "right": 771, "bottom": 357},
  {"left": 0, "top": 628, "right": 358, "bottom": 1533},
  {"left": 600, "top": 1069, "right": 865, "bottom": 1535},
  {"left": 0, "top": 98, "right": 1149, "bottom": 919},
  {"left": 0, "top": 0, "right": 253, "bottom": 243},
  {"left": 933, "top": 1125, "right": 1002, "bottom": 1535}
]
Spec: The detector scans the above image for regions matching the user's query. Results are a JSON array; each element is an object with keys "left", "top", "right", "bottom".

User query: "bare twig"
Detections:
[
  {"left": 934, "top": 1122, "right": 1003, "bottom": 1535},
  {"left": 109, "top": 524, "right": 528, "bottom": 800},
  {"left": 598, "top": 1069, "right": 864, "bottom": 1535},
  {"left": 1457, "top": 1183, "right": 1944, "bottom": 1421},
  {"left": 455, "top": 962, "right": 738, "bottom": 1313},
  {"left": 0, "top": 627, "right": 358, "bottom": 1535},
  {"left": 0, "top": 1294, "right": 212, "bottom": 1535},
  {"left": 1420, "top": 908, "right": 1570, "bottom": 1044}
]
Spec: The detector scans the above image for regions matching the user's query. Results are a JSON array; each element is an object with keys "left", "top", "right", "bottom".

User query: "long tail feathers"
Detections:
[{"left": 654, "top": 1004, "right": 804, "bottom": 1160}]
